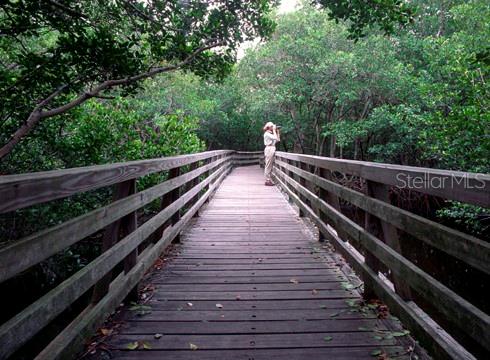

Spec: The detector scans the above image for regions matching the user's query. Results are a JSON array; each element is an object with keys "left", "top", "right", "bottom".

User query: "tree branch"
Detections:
[
  {"left": 45, "top": 0, "right": 88, "bottom": 20},
  {"left": 0, "top": 42, "right": 222, "bottom": 160},
  {"left": 43, "top": 41, "right": 221, "bottom": 118}
]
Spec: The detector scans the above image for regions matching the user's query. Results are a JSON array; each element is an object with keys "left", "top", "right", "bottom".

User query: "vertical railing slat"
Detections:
[
  {"left": 92, "top": 179, "right": 136, "bottom": 303},
  {"left": 365, "top": 180, "right": 413, "bottom": 300}
]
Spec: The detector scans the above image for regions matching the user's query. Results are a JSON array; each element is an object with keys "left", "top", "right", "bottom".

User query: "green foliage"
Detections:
[
  {"left": 437, "top": 202, "right": 489, "bottom": 240},
  {"left": 313, "top": 0, "right": 415, "bottom": 38},
  {"left": 231, "top": 6, "right": 416, "bottom": 157},
  {"left": 55, "top": 98, "right": 203, "bottom": 167},
  {"left": 194, "top": 1, "right": 489, "bottom": 174},
  {"left": 0, "top": 0, "right": 277, "bottom": 157},
  {"left": 1, "top": 87, "right": 203, "bottom": 175}
]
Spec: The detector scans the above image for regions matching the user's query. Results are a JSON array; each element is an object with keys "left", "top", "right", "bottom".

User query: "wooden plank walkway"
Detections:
[{"left": 102, "top": 166, "right": 414, "bottom": 359}]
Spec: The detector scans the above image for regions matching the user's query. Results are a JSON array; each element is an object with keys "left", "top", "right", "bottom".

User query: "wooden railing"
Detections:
[
  {"left": 272, "top": 152, "right": 489, "bottom": 360},
  {"left": 232, "top": 150, "right": 264, "bottom": 166},
  {"left": 2, "top": 148, "right": 487, "bottom": 359},
  {"left": 0, "top": 150, "right": 260, "bottom": 359}
]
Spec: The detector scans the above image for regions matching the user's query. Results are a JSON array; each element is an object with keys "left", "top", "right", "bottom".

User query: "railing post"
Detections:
[
  {"left": 285, "top": 158, "right": 296, "bottom": 204},
  {"left": 311, "top": 165, "right": 322, "bottom": 241},
  {"left": 169, "top": 167, "right": 181, "bottom": 243},
  {"left": 317, "top": 168, "right": 345, "bottom": 241},
  {"left": 154, "top": 167, "right": 181, "bottom": 244},
  {"left": 298, "top": 162, "right": 311, "bottom": 217},
  {"left": 365, "top": 180, "right": 412, "bottom": 300},
  {"left": 296, "top": 161, "right": 304, "bottom": 217},
  {"left": 92, "top": 179, "right": 136, "bottom": 303},
  {"left": 362, "top": 197, "right": 384, "bottom": 299},
  {"left": 122, "top": 180, "right": 138, "bottom": 301},
  {"left": 203, "top": 156, "right": 214, "bottom": 202},
  {"left": 188, "top": 161, "right": 200, "bottom": 217}
]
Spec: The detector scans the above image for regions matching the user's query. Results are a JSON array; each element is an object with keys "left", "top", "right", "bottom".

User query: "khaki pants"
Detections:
[{"left": 264, "top": 145, "right": 276, "bottom": 182}]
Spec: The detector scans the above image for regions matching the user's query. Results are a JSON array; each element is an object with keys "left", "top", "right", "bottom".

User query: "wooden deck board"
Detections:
[
  {"left": 117, "top": 319, "right": 389, "bottom": 334},
  {"left": 104, "top": 166, "right": 410, "bottom": 359},
  {"left": 109, "top": 347, "right": 410, "bottom": 360}
]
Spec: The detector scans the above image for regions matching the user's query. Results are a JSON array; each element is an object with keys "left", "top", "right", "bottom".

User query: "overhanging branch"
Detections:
[{"left": 0, "top": 42, "right": 223, "bottom": 160}]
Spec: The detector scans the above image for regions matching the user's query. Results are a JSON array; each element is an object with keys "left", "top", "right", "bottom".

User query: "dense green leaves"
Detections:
[
  {"left": 193, "top": 1, "right": 489, "bottom": 174},
  {"left": 313, "top": 0, "right": 415, "bottom": 38},
  {"left": 0, "top": 0, "right": 277, "bottom": 158}
]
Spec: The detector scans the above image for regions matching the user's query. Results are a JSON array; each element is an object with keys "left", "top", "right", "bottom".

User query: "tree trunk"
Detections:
[
  {"left": 319, "top": 135, "right": 328, "bottom": 156},
  {"left": 329, "top": 135, "right": 336, "bottom": 157},
  {"left": 436, "top": 1, "right": 448, "bottom": 37}
]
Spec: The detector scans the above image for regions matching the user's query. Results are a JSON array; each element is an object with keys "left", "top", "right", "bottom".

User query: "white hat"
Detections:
[{"left": 263, "top": 121, "right": 274, "bottom": 131}]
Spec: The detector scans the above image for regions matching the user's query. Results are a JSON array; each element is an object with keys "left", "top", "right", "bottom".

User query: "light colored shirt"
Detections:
[{"left": 264, "top": 131, "right": 279, "bottom": 146}]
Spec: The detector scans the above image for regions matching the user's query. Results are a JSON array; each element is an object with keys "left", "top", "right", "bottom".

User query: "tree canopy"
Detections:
[
  {"left": 0, "top": 0, "right": 277, "bottom": 159},
  {"left": 313, "top": 0, "right": 415, "bottom": 38}
]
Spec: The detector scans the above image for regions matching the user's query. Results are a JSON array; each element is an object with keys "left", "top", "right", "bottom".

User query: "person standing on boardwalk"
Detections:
[{"left": 263, "top": 121, "right": 280, "bottom": 186}]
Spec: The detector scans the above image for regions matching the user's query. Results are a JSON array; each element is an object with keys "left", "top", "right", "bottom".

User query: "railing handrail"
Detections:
[
  {"left": 234, "top": 150, "right": 263, "bottom": 154},
  {"left": 0, "top": 150, "right": 234, "bottom": 214},
  {"left": 276, "top": 151, "right": 490, "bottom": 207}
]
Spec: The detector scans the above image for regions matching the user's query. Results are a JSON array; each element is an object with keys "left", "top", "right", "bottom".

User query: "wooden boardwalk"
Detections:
[{"left": 104, "top": 166, "right": 414, "bottom": 359}]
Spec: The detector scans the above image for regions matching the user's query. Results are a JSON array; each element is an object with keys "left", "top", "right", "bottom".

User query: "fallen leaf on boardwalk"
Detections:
[
  {"left": 346, "top": 299, "right": 358, "bottom": 307},
  {"left": 320, "top": 305, "right": 327, "bottom": 309},
  {"left": 154, "top": 333, "right": 163, "bottom": 339},
  {"left": 100, "top": 328, "right": 112, "bottom": 336},
  {"left": 290, "top": 278, "right": 299, "bottom": 284},
  {"left": 142, "top": 284, "right": 155, "bottom": 292},
  {"left": 187, "top": 302, "right": 193, "bottom": 307},
  {"left": 126, "top": 341, "right": 139, "bottom": 350},
  {"left": 341, "top": 282, "right": 355, "bottom": 290},
  {"left": 377, "top": 304, "right": 389, "bottom": 319},
  {"left": 142, "top": 342, "right": 152, "bottom": 350},
  {"left": 370, "top": 349, "right": 384, "bottom": 357},
  {"left": 189, "top": 343, "right": 198, "bottom": 350},
  {"left": 216, "top": 303, "right": 223, "bottom": 309},
  {"left": 323, "top": 336, "right": 333, "bottom": 342},
  {"left": 312, "top": 289, "right": 318, "bottom": 295},
  {"left": 129, "top": 303, "right": 152, "bottom": 316},
  {"left": 392, "top": 330, "right": 410, "bottom": 337},
  {"left": 329, "top": 309, "right": 348, "bottom": 317}
]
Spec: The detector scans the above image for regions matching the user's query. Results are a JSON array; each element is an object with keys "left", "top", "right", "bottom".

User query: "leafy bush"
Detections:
[{"left": 437, "top": 202, "right": 489, "bottom": 241}]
